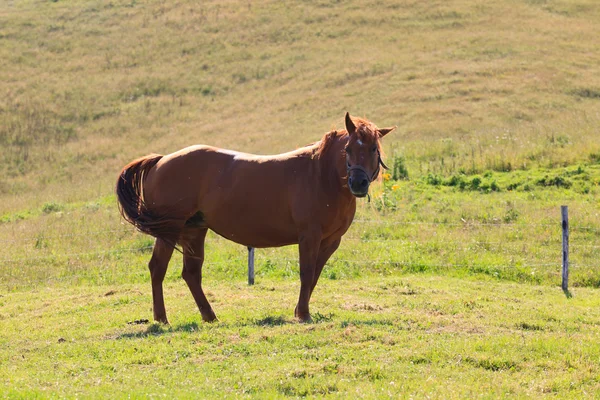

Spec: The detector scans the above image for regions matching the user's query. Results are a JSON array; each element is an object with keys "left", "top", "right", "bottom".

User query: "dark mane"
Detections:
[{"left": 314, "top": 130, "right": 347, "bottom": 159}]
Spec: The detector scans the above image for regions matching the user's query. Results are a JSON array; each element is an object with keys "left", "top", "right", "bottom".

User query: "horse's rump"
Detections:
[{"left": 116, "top": 153, "right": 189, "bottom": 248}]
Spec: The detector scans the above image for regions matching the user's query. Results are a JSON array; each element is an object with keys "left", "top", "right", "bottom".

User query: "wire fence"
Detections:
[
  {"left": 2, "top": 220, "right": 599, "bottom": 241},
  {"left": 1, "top": 215, "right": 599, "bottom": 290},
  {"left": 2, "top": 222, "right": 600, "bottom": 260}
]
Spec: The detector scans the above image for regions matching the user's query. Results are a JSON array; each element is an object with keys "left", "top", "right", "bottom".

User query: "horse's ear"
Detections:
[
  {"left": 345, "top": 112, "right": 356, "bottom": 135},
  {"left": 378, "top": 126, "right": 396, "bottom": 138}
]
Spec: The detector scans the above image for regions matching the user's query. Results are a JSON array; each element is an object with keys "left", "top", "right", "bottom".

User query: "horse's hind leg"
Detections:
[
  {"left": 182, "top": 229, "right": 217, "bottom": 322},
  {"left": 148, "top": 238, "right": 175, "bottom": 324}
]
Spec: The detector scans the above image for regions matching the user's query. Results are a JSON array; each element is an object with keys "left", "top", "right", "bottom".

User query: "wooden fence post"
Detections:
[
  {"left": 247, "top": 247, "right": 255, "bottom": 285},
  {"left": 561, "top": 206, "right": 569, "bottom": 292}
]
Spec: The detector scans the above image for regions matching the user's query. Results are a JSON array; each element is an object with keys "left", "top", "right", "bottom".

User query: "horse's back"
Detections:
[{"left": 148, "top": 144, "right": 308, "bottom": 194}]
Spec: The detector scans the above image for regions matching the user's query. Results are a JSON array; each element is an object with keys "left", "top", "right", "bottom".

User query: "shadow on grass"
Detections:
[
  {"left": 115, "top": 321, "right": 200, "bottom": 339},
  {"left": 253, "top": 315, "right": 289, "bottom": 326},
  {"left": 340, "top": 319, "right": 395, "bottom": 328},
  {"left": 252, "top": 312, "right": 337, "bottom": 326},
  {"left": 116, "top": 313, "right": 368, "bottom": 338}
]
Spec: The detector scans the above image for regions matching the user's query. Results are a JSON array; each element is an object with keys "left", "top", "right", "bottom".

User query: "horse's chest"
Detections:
[{"left": 319, "top": 201, "right": 355, "bottom": 238}]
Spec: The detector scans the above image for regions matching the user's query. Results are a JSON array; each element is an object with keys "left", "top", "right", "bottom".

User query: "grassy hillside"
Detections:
[
  {"left": 1, "top": 0, "right": 600, "bottom": 286},
  {"left": 1, "top": 0, "right": 599, "bottom": 282},
  {"left": 2, "top": 0, "right": 600, "bottom": 212}
]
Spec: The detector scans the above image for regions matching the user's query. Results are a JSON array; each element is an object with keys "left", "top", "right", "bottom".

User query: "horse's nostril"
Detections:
[{"left": 360, "top": 179, "right": 368, "bottom": 189}]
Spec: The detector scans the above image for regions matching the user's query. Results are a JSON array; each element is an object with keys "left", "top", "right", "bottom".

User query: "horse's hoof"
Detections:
[
  {"left": 295, "top": 312, "right": 312, "bottom": 323},
  {"left": 202, "top": 311, "right": 218, "bottom": 323},
  {"left": 154, "top": 316, "right": 170, "bottom": 325}
]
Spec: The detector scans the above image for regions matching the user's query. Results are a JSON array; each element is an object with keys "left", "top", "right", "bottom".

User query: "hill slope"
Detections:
[{"left": 1, "top": 0, "right": 600, "bottom": 211}]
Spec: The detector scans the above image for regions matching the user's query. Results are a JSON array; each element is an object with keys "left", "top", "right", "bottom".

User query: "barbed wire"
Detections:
[
  {"left": 0, "top": 261, "right": 570, "bottom": 291},
  {"left": 0, "top": 229, "right": 595, "bottom": 248},
  {"left": 355, "top": 220, "right": 600, "bottom": 234},
  {"left": 252, "top": 256, "right": 561, "bottom": 269},
  {"left": 0, "top": 245, "right": 154, "bottom": 264},
  {"left": 0, "top": 228, "right": 134, "bottom": 244},
  {"left": 0, "top": 235, "right": 561, "bottom": 247},
  {"left": 572, "top": 244, "right": 600, "bottom": 249}
]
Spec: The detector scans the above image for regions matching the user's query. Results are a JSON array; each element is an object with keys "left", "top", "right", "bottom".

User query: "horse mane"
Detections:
[
  {"left": 313, "top": 130, "right": 345, "bottom": 159},
  {"left": 314, "top": 117, "right": 383, "bottom": 159}
]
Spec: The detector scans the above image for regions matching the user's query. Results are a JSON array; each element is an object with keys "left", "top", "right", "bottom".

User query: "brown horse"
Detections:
[{"left": 116, "top": 113, "right": 395, "bottom": 323}]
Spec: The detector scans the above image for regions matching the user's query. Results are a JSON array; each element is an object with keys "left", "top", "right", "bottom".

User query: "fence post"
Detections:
[
  {"left": 561, "top": 206, "right": 569, "bottom": 292},
  {"left": 247, "top": 247, "right": 255, "bottom": 285}
]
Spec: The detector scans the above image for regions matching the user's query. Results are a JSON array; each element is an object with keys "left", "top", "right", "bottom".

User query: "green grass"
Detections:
[
  {"left": 2, "top": 163, "right": 600, "bottom": 290},
  {"left": 2, "top": 276, "right": 600, "bottom": 398},
  {"left": 4, "top": 167, "right": 600, "bottom": 292}
]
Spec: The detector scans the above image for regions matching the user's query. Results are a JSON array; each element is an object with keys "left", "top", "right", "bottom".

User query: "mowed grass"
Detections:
[{"left": 2, "top": 276, "right": 600, "bottom": 398}]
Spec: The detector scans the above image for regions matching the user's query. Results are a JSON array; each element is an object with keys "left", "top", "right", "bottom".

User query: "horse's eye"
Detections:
[{"left": 371, "top": 146, "right": 377, "bottom": 153}]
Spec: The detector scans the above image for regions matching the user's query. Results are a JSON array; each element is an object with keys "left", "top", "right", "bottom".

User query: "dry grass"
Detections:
[{"left": 1, "top": 0, "right": 600, "bottom": 213}]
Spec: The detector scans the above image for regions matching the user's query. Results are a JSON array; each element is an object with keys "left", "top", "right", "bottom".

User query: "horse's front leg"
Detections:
[
  {"left": 295, "top": 229, "right": 321, "bottom": 322},
  {"left": 310, "top": 237, "right": 341, "bottom": 298}
]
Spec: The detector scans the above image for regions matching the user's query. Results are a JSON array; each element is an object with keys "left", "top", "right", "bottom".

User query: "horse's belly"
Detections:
[{"left": 208, "top": 223, "right": 298, "bottom": 248}]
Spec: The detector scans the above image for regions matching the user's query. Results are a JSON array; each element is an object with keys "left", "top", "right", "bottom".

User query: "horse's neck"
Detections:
[{"left": 318, "top": 136, "right": 353, "bottom": 201}]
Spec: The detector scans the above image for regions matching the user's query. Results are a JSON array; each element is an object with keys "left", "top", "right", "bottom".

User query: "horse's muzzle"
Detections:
[{"left": 348, "top": 170, "right": 370, "bottom": 197}]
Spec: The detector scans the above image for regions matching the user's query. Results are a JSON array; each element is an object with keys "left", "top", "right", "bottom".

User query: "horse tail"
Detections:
[
  {"left": 117, "top": 153, "right": 205, "bottom": 255},
  {"left": 116, "top": 154, "right": 167, "bottom": 239}
]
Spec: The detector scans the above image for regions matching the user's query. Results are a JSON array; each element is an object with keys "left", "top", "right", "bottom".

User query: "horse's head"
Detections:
[{"left": 344, "top": 112, "right": 395, "bottom": 198}]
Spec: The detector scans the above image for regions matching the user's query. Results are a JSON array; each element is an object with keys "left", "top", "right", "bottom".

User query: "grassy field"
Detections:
[
  {"left": 2, "top": 277, "right": 600, "bottom": 398},
  {"left": 2, "top": 168, "right": 600, "bottom": 292},
  {"left": 2, "top": 0, "right": 600, "bottom": 397}
]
